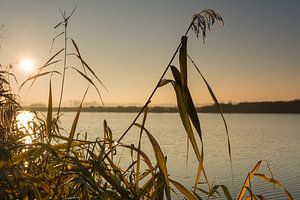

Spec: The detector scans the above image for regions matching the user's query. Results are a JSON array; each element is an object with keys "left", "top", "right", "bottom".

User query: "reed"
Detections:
[{"left": 0, "top": 8, "right": 293, "bottom": 200}]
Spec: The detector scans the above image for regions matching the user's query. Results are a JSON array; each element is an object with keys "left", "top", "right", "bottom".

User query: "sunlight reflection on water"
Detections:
[
  {"left": 55, "top": 112, "right": 300, "bottom": 199},
  {"left": 16, "top": 111, "right": 35, "bottom": 144}
]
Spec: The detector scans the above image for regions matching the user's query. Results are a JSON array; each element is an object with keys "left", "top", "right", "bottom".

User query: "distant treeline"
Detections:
[
  {"left": 29, "top": 106, "right": 178, "bottom": 113},
  {"left": 29, "top": 100, "right": 300, "bottom": 113},
  {"left": 200, "top": 100, "right": 300, "bottom": 113}
]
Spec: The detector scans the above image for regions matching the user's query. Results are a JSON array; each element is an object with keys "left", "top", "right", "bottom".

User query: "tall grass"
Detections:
[{"left": 0, "top": 8, "right": 293, "bottom": 200}]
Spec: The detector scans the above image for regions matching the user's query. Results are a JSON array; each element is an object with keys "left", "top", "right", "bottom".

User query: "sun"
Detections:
[{"left": 19, "top": 59, "right": 34, "bottom": 72}]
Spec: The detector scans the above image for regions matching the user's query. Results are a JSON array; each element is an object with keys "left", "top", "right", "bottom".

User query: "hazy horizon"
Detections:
[{"left": 1, "top": 0, "right": 299, "bottom": 107}]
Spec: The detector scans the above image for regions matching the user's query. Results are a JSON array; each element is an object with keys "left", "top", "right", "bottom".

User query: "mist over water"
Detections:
[{"left": 55, "top": 112, "right": 300, "bottom": 199}]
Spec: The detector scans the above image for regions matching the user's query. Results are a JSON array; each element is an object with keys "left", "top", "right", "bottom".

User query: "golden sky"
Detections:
[{"left": 0, "top": 0, "right": 299, "bottom": 106}]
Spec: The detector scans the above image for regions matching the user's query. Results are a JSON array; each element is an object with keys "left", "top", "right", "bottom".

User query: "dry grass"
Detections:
[{"left": 0, "top": 8, "right": 293, "bottom": 200}]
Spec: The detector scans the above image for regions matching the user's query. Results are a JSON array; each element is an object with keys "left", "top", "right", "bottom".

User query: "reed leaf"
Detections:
[
  {"left": 49, "top": 32, "right": 64, "bottom": 54},
  {"left": 205, "top": 184, "right": 233, "bottom": 200},
  {"left": 19, "top": 71, "right": 61, "bottom": 90},
  {"left": 244, "top": 186, "right": 259, "bottom": 200},
  {"left": 170, "top": 179, "right": 197, "bottom": 200},
  {"left": 136, "top": 106, "right": 148, "bottom": 190},
  {"left": 105, "top": 155, "right": 130, "bottom": 190},
  {"left": 158, "top": 79, "right": 172, "bottom": 88},
  {"left": 170, "top": 66, "right": 202, "bottom": 162},
  {"left": 95, "top": 164, "right": 130, "bottom": 199},
  {"left": 179, "top": 36, "right": 188, "bottom": 87},
  {"left": 66, "top": 87, "right": 89, "bottom": 153},
  {"left": 44, "top": 48, "right": 64, "bottom": 67},
  {"left": 32, "top": 184, "right": 42, "bottom": 200},
  {"left": 187, "top": 54, "right": 232, "bottom": 169},
  {"left": 140, "top": 173, "right": 158, "bottom": 196},
  {"left": 237, "top": 160, "right": 266, "bottom": 200},
  {"left": 77, "top": 55, "right": 108, "bottom": 92},
  {"left": 70, "top": 67, "right": 104, "bottom": 105},
  {"left": 52, "top": 141, "right": 90, "bottom": 151},
  {"left": 119, "top": 144, "right": 155, "bottom": 179},
  {"left": 135, "top": 123, "right": 171, "bottom": 200},
  {"left": 11, "top": 149, "right": 35, "bottom": 165},
  {"left": 71, "top": 39, "right": 86, "bottom": 74},
  {"left": 46, "top": 80, "right": 52, "bottom": 138},
  {"left": 35, "top": 60, "right": 61, "bottom": 72},
  {"left": 157, "top": 171, "right": 165, "bottom": 200},
  {"left": 69, "top": 156, "right": 106, "bottom": 197},
  {"left": 54, "top": 21, "right": 63, "bottom": 29},
  {"left": 219, "top": 185, "right": 232, "bottom": 200},
  {"left": 71, "top": 39, "right": 82, "bottom": 58},
  {"left": 253, "top": 173, "right": 293, "bottom": 200}
]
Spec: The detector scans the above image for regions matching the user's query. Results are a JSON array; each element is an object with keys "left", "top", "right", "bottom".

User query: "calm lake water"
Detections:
[{"left": 56, "top": 112, "right": 300, "bottom": 199}]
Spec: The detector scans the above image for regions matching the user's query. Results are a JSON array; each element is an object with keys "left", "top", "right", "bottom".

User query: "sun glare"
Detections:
[
  {"left": 19, "top": 59, "right": 34, "bottom": 72},
  {"left": 17, "top": 111, "right": 35, "bottom": 144}
]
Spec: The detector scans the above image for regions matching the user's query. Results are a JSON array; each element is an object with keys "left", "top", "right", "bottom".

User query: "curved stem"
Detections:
[
  {"left": 117, "top": 21, "right": 194, "bottom": 143},
  {"left": 100, "top": 20, "right": 195, "bottom": 163},
  {"left": 53, "top": 22, "right": 67, "bottom": 200},
  {"left": 57, "top": 24, "right": 67, "bottom": 117}
]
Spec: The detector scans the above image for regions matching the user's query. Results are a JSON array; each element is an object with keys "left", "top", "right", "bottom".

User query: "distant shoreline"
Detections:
[{"left": 27, "top": 100, "right": 300, "bottom": 113}]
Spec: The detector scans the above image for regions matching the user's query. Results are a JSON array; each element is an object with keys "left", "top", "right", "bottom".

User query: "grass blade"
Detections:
[
  {"left": 136, "top": 105, "right": 149, "bottom": 189},
  {"left": 135, "top": 123, "right": 171, "bottom": 200},
  {"left": 66, "top": 87, "right": 89, "bottom": 152},
  {"left": 179, "top": 36, "right": 188, "bottom": 87},
  {"left": 19, "top": 71, "right": 61, "bottom": 90},
  {"left": 237, "top": 160, "right": 263, "bottom": 200},
  {"left": 71, "top": 67, "right": 104, "bottom": 106},
  {"left": 170, "top": 179, "right": 197, "bottom": 200},
  {"left": 158, "top": 79, "right": 172, "bottom": 88},
  {"left": 254, "top": 173, "right": 293, "bottom": 200},
  {"left": 170, "top": 66, "right": 202, "bottom": 162},
  {"left": 219, "top": 185, "right": 233, "bottom": 200},
  {"left": 32, "top": 184, "right": 42, "bottom": 200},
  {"left": 44, "top": 48, "right": 64, "bottom": 67},
  {"left": 46, "top": 80, "right": 52, "bottom": 138},
  {"left": 78, "top": 56, "right": 108, "bottom": 92},
  {"left": 188, "top": 54, "right": 231, "bottom": 159}
]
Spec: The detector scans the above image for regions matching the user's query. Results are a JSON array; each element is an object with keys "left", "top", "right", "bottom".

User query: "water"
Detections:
[{"left": 56, "top": 112, "right": 300, "bottom": 199}]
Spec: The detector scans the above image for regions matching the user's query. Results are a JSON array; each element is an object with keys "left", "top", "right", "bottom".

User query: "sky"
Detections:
[{"left": 0, "top": 0, "right": 299, "bottom": 106}]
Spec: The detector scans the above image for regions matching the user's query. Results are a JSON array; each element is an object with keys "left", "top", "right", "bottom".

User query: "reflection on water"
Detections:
[
  {"left": 16, "top": 111, "right": 35, "bottom": 144},
  {"left": 56, "top": 112, "right": 300, "bottom": 199},
  {"left": 16, "top": 111, "right": 36, "bottom": 168}
]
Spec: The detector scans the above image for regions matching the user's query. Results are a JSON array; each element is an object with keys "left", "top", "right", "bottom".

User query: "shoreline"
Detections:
[{"left": 26, "top": 99, "right": 300, "bottom": 114}]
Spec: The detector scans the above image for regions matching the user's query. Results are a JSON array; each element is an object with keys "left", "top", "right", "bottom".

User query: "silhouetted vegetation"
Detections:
[
  {"left": 29, "top": 100, "right": 300, "bottom": 113},
  {"left": 0, "top": 8, "right": 294, "bottom": 200},
  {"left": 200, "top": 100, "right": 300, "bottom": 113}
]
